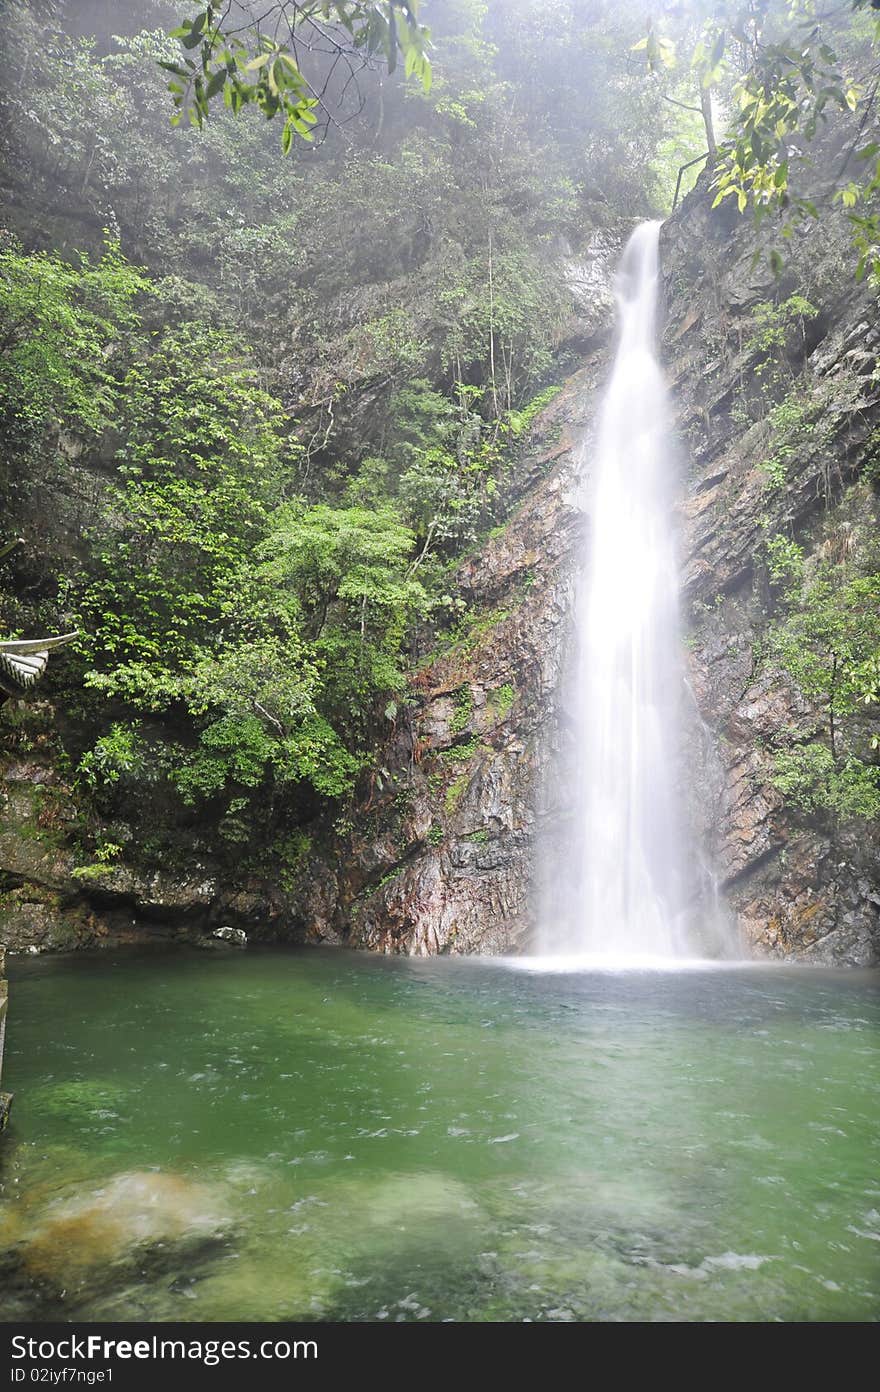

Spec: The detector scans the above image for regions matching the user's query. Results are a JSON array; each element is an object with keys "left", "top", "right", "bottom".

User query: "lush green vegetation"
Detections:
[
  {"left": 2, "top": 0, "right": 878, "bottom": 871},
  {"left": 733, "top": 285, "right": 880, "bottom": 829},
  {"left": 759, "top": 529, "right": 880, "bottom": 824},
  {"left": 631, "top": 0, "right": 880, "bottom": 276},
  {"left": 0, "top": 0, "right": 678, "bottom": 866},
  {"left": 2, "top": 242, "right": 437, "bottom": 837},
  {"left": 0, "top": 236, "right": 149, "bottom": 459}
]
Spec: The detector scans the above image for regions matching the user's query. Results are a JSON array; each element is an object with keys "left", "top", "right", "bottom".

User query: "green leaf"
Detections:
[{"left": 205, "top": 68, "right": 226, "bottom": 100}]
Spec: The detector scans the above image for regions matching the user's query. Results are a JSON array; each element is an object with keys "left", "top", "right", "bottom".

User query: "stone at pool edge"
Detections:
[{"left": 211, "top": 926, "right": 248, "bottom": 948}]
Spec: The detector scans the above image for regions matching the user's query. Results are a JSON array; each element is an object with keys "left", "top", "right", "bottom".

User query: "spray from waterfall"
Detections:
[{"left": 542, "top": 219, "right": 705, "bottom": 960}]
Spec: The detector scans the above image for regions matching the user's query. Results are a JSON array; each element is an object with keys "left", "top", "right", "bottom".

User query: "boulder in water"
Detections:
[
  {"left": 212, "top": 926, "right": 248, "bottom": 947},
  {"left": 20, "top": 1169, "right": 231, "bottom": 1281}
]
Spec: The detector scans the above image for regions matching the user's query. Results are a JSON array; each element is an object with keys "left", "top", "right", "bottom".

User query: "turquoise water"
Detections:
[{"left": 0, "top": 947, "right": 878, "bottom": 1322}]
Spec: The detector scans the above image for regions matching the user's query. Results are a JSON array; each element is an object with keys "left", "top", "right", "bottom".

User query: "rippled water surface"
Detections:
[{"left": 1, "top": 948, "right": 878, "bottom": 1321}]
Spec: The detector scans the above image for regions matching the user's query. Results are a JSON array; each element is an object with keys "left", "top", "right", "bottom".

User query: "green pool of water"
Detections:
[{"left": 1, "top": 947, "right": 878, "bottom": 1322}]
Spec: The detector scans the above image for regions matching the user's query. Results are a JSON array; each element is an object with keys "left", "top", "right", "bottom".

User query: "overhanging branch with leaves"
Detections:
[{"left": 163, "top": 2, "right": 432, "bottom": 149}]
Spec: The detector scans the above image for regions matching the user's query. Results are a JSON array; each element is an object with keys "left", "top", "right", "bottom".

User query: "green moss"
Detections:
[
  {"left": 451, "top": 685, "right": 474, "bottom": 733},
  {"left": 863, "top": 428, "right": 880, "bottom": 485},
  {"left": 275, "top": 828, "right": 312, "bottom": 892},
  {"left": 424, "top": 604, "right": 513, "bottom": 668},
  {"left": 507, "top": 384, "right": 563, "bottom": 437},
  {"left": 445, "top": 773, "right": 469, "bottom": 813},
  {"left": 5, "top": 784, "right": 68, "bottom": 850},
  {"left": 363, "top": 862, "right": 406, "bottom": 897},
  {"left": 439, "top": 737, "right": 482, "bottom": 762},
  {"left": 488, "top": 682, "right": 515, "bottom": 721},
  {"left": 418, "top": 587, "right": 526, "bottom": 672},
  {"left": 427, "top": 822, "right": 444, "bottom": 845},
  {"left": 71, "top": 862, "right": 116, "bottom": 883},
  {"left": 460, "top": 606, "right": 511, "bottom": 651},
  {"left": 31, "top": 1079, "right": 128, "bottom": 1119}
]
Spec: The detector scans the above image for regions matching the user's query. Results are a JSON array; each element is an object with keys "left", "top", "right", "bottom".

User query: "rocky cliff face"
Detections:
[
  {"left": 2, "top": 183, "right": 878, "bottom": 963},
  {"left": 662, "top": 174, "right": 880, "bottom": 966},
  {"left": 0, "top": 365, "right": 598, "bottom": 956},
  {"left": 299, "top": 367, "right": 596, "bottom": 955},
  {"left": 0, "top": 228, "right": 623, "bottom": 957},
  {"left": 296, "top": 179, "right": 880, "bottom": 964}
]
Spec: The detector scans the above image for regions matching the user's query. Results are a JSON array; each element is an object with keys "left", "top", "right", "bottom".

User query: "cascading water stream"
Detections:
[{"left": 546, "top": 219, "right": 697, "bottom": 960}]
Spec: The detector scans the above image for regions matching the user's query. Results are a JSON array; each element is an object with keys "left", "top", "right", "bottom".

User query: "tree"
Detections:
[
  {"left": 75, "top": 321, "right": 284, "bottom": 696},
  {"left": 633, "top": 1, "right": 880, "bottom": 273},
  {"left": 164, "top": 1, "right": 431, "bottom": 148},
  {"left": 255, "top": 501, "right": 430, "bottom": 729},
  {"left": 0, "top": 236, "right": 148, "bottom": 443},
  {"left": 713, "top": 1, "right": 880, "bottom": 279},
  {"left": 630, "top": 2, "right": 730, "bottom": 162},
  {"left": 763, "top": 545, "right": 880, "bottom": 823}
]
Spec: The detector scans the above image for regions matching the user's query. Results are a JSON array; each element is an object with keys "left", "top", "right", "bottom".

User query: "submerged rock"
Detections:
[
  {"left": 0, "top": 1169, "right": 234, "bottom": 1318},
  {"left": 24, "top": 1170, "right": 231, "bottom": 1268}
]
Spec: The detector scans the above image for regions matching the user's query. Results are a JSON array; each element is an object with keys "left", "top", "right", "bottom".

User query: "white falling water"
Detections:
[{"left": 553, "top": 219, "right": 694, "bottom": 960}]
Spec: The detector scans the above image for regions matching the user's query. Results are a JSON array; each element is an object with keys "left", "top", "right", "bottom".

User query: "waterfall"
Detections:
[{"left": 545, "top": 219, "right": 698, "bottom": 960}]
